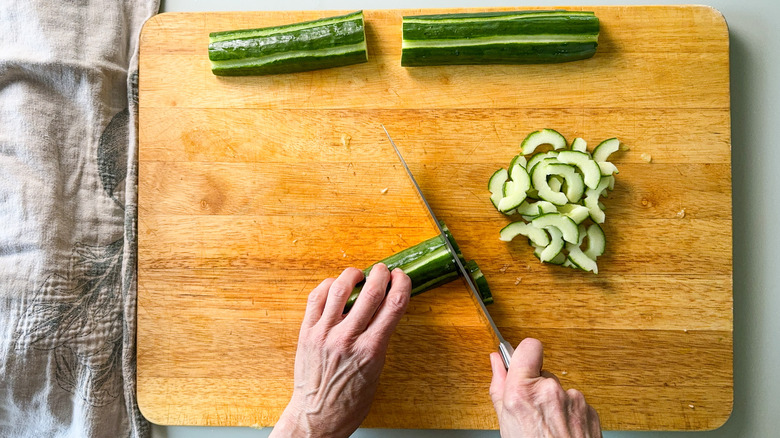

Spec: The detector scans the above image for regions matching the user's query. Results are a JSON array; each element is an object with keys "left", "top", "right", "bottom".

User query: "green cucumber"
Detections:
[
  {"left": 498, "top": 163, "right": 531, "bottom": 212},
  {"left": 521, "top": 129, "right": 567, "bottom": 155},
  {"left": 344, "top": 224, "right": 491, "bottom": 311},
  {"left": 489, "top": 168, "right": 509, "bottom": 210},
  {"left": 401, "top": 10, "right": 600, "bottom": 67},
  {"left": 465, "top": 260, "right": 493, "bottom": 305},
  {"left": 209, "top": 11, "right": 368, "bottom": 76}
]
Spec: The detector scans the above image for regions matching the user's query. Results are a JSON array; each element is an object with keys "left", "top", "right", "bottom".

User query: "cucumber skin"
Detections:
[
  {"left": 211, "top": 51, "right": 367, "bottom": 76},
  {"left": 208, "top": 11, "right": 367, "bottom": 76},
  {"left": 402, "top": 42, "right": 597, "bottom": 67},
  {"left": 401, "top": 10, "right": 599, "bottom": 67},
  {"left": 403, "top": 11, "right": 599, "bottom": 41},
  {"left": 344, "top": 227, "right": 492, "bottom": 312}
]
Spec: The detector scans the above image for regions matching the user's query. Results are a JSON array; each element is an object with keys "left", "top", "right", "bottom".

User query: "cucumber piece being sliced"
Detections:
[
  {"left": 592, "top": 137, "right": 620, "bottom": 162},
  {"left": 557, "top": 150, "right": 602, "bottom": 190},
  {"left": 465, "top": 260, "right": 493, "bottom": 305},
  {"left": 531, "top": 212, "right": 579, "bottom": 244},
  {"left": 521, "top": 128, "right": 567, "bottom": 155}
]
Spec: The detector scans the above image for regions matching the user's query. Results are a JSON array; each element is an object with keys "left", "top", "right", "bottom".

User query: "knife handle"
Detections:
[{"left": 498, "top": 340, "right": 514, "bottom": 369}]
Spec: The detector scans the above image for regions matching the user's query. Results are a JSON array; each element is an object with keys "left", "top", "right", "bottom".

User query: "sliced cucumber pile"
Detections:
[{"left": 489, "top": 129, "right": 619, "bottom": 273}]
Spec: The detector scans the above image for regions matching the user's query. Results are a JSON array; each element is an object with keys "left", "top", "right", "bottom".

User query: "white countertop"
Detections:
[{"left": 152, "top": 0, "right": 780, "bottom": 436}]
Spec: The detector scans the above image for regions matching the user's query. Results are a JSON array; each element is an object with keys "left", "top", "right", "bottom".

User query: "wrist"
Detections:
[{"left": 271, "top": 407, "right": 323, "bottom": 438}]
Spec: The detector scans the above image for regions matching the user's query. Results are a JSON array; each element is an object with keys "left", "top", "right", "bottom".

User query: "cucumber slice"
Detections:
[
  {"left": 565, "top": 223, "right": 598, "bottom": 273},
  {"left": 536, "top": 226, "right": 564, "bottom": 263},
  {"left": 597, "top": 161, "right": 618, "bottom": 176},
  {"left": 584, "top": 223, "right": 606, "bottom": 259},
  {"left": 531, "top": 162, "right": 584, "bottom": 205},
  {"left": 488, "top": 168, "right": 509, "bottom": 210},
  {"left": 499, "top": 221, "right": 550, "bottom": 247},
  {"left": 571, "top": 137, "right": 587, "bottom": 152},
  {"left": 509, "top": 154, "right": 528, "bottom": 169},
  {"left": 548, "top": 175, "right": 563, "bottom": 193},
  {"left": 592, "top": 137, "right": 620, "bottom": 162},
  {"left": 534, "top": 245, "right": 567, "bottom": 265},
  {"left": 526, "top": 151, "right": 558, "bottom": 175},
  {"left": 531, "top": 212, "right": 579, "bottom": 244},
  {"left": 583, "top": 176, "right": 612, "bottom": 223},
  {"left": 521, "top": 128, "right": 567, "bottom": 155},
  {"left": 209, "top": 11, "right": 368, "bottom": 76},
  {"left": 557, "top": 150, "right": 602, "bottom": 190},
  {"left": 497, "top": 163, "right": 531, "bottom": 212},
  {"left": 566, "top": 244, "right": 598, "bottom": 273},
  {"left": 465, "top": 260, "right": 493, "bottom": 305},
  {"left": 557, "top": 203, "right": 590, "bottom": 224}
]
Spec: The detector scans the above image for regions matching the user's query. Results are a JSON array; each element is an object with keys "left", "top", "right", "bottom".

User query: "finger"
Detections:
[
  {"left": 488, "top": 352, "right": 507, "bottom": 414},
  {"left": 302, "top": 277, "right": 335, "bottom": 328},
  {"left": 361, "top": 268, "right": 411, "bottom": 349},
  {"left": 588, "top": 405, "right": 603, "bottom": 438},
  {"left": 507, "top": 337, "right": 544, "bottom": 381},
  {"left": 320, "top": 267, "right": 364, "bottom": 327},
  {"left": 343, "top": 263, "right": 391, "bottom": 333},
  {"left": 566, "top": 388, "right": 588, "bottom": 434}
]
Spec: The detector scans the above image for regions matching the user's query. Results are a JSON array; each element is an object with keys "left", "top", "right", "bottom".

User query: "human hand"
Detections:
[
  {"left": 489, "top": 338, "right": 602, "bottom": 438},
  {"left": 270, "top": 264, "right": 411, "bottom": 438}
]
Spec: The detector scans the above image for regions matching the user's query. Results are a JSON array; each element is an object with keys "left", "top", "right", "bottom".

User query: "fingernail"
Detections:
[{"left": 393, "top": 267, "right": 404, "bottom": 275}]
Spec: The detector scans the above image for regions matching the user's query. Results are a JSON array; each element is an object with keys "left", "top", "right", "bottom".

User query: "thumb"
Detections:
[
  {"left": 507, "top": 338, "right": 544, "bottom": 381},
  {"left": 489, "top": 352, "right": 507, "bottom": 415}
]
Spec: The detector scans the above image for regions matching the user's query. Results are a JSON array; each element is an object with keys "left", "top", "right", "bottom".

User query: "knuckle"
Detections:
[
  {"left": 325, "top": 333, "right": 354, "bottom": 353},
  {"left": 538, "top": 379, "right": 565, "bottom": 404},
  {"left": 567, "top": 388, "right": 585, "bottom": 404},
  {"left": 501, "top": 392, "right": 526, "bottom": 414},
  {"left": 329, "top": 282, "right": 352, "bottom": 299},
  {"left": 386, "top": 291, "right": 410, "bottom": 314},
  {"left": 307, "top": 288, "right": 323, "bottom": 305},
  {"left": 361, "top": 283, "right": 385, "bottom": 303}
]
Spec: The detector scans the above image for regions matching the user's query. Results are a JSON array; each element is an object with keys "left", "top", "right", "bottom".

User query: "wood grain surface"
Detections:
[{"left": 137, "top": 6, "right": 732, "bottom": 430}]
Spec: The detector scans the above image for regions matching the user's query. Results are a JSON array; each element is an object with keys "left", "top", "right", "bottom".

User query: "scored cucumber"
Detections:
[
  {"left": 344, "top": 223, "right": 492, "bottom": 312},
  {"left": 401, "top": 10, "right": 600, "bottom": 67},
  {"left": 209, "top": 11, "right": 368, "bottom": 76}
]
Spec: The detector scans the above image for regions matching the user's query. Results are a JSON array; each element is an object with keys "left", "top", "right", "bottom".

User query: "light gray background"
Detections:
[{"left": 151, "top": 0, "right": 779, "bottom": 436}]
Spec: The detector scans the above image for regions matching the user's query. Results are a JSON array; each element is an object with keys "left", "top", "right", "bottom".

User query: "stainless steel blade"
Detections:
[{"left": 381, "top": 124, "right": 514, "bottom": 368}]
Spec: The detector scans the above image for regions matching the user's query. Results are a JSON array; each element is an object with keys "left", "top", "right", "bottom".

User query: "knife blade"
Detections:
[{"left": 382, "top": 125, "right": 515, "bottom": 369}]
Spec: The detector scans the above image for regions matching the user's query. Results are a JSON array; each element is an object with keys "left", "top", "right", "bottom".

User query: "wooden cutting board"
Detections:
[{"left": 137, "top": 6, "right": 732, "bottom": 430}]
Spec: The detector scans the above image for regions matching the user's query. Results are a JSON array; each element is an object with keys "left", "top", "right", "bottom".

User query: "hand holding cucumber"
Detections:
[
  {"left": 270, "top": 264, "right": 411, "bottom": 438},
  {"left": 272, "top": 269, "right": 601, "bottom": 437}
]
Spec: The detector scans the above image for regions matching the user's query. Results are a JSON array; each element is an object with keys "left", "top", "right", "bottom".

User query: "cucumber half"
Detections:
[
  {"left": 209, "top": 11, "right": 368, "bottom": 76},
  {"left": 401, "top": 10, "right": 600, "bottom": 67}
]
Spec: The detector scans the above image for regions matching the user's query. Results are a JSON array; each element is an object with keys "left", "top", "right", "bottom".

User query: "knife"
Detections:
[{"left": 382, "top": 125, "right": 515, "bottom": 369}]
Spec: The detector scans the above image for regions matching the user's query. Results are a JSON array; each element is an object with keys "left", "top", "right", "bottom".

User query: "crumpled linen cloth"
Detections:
[{"left": 0, "top": 1, "right": 158, "bottom": 436}]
